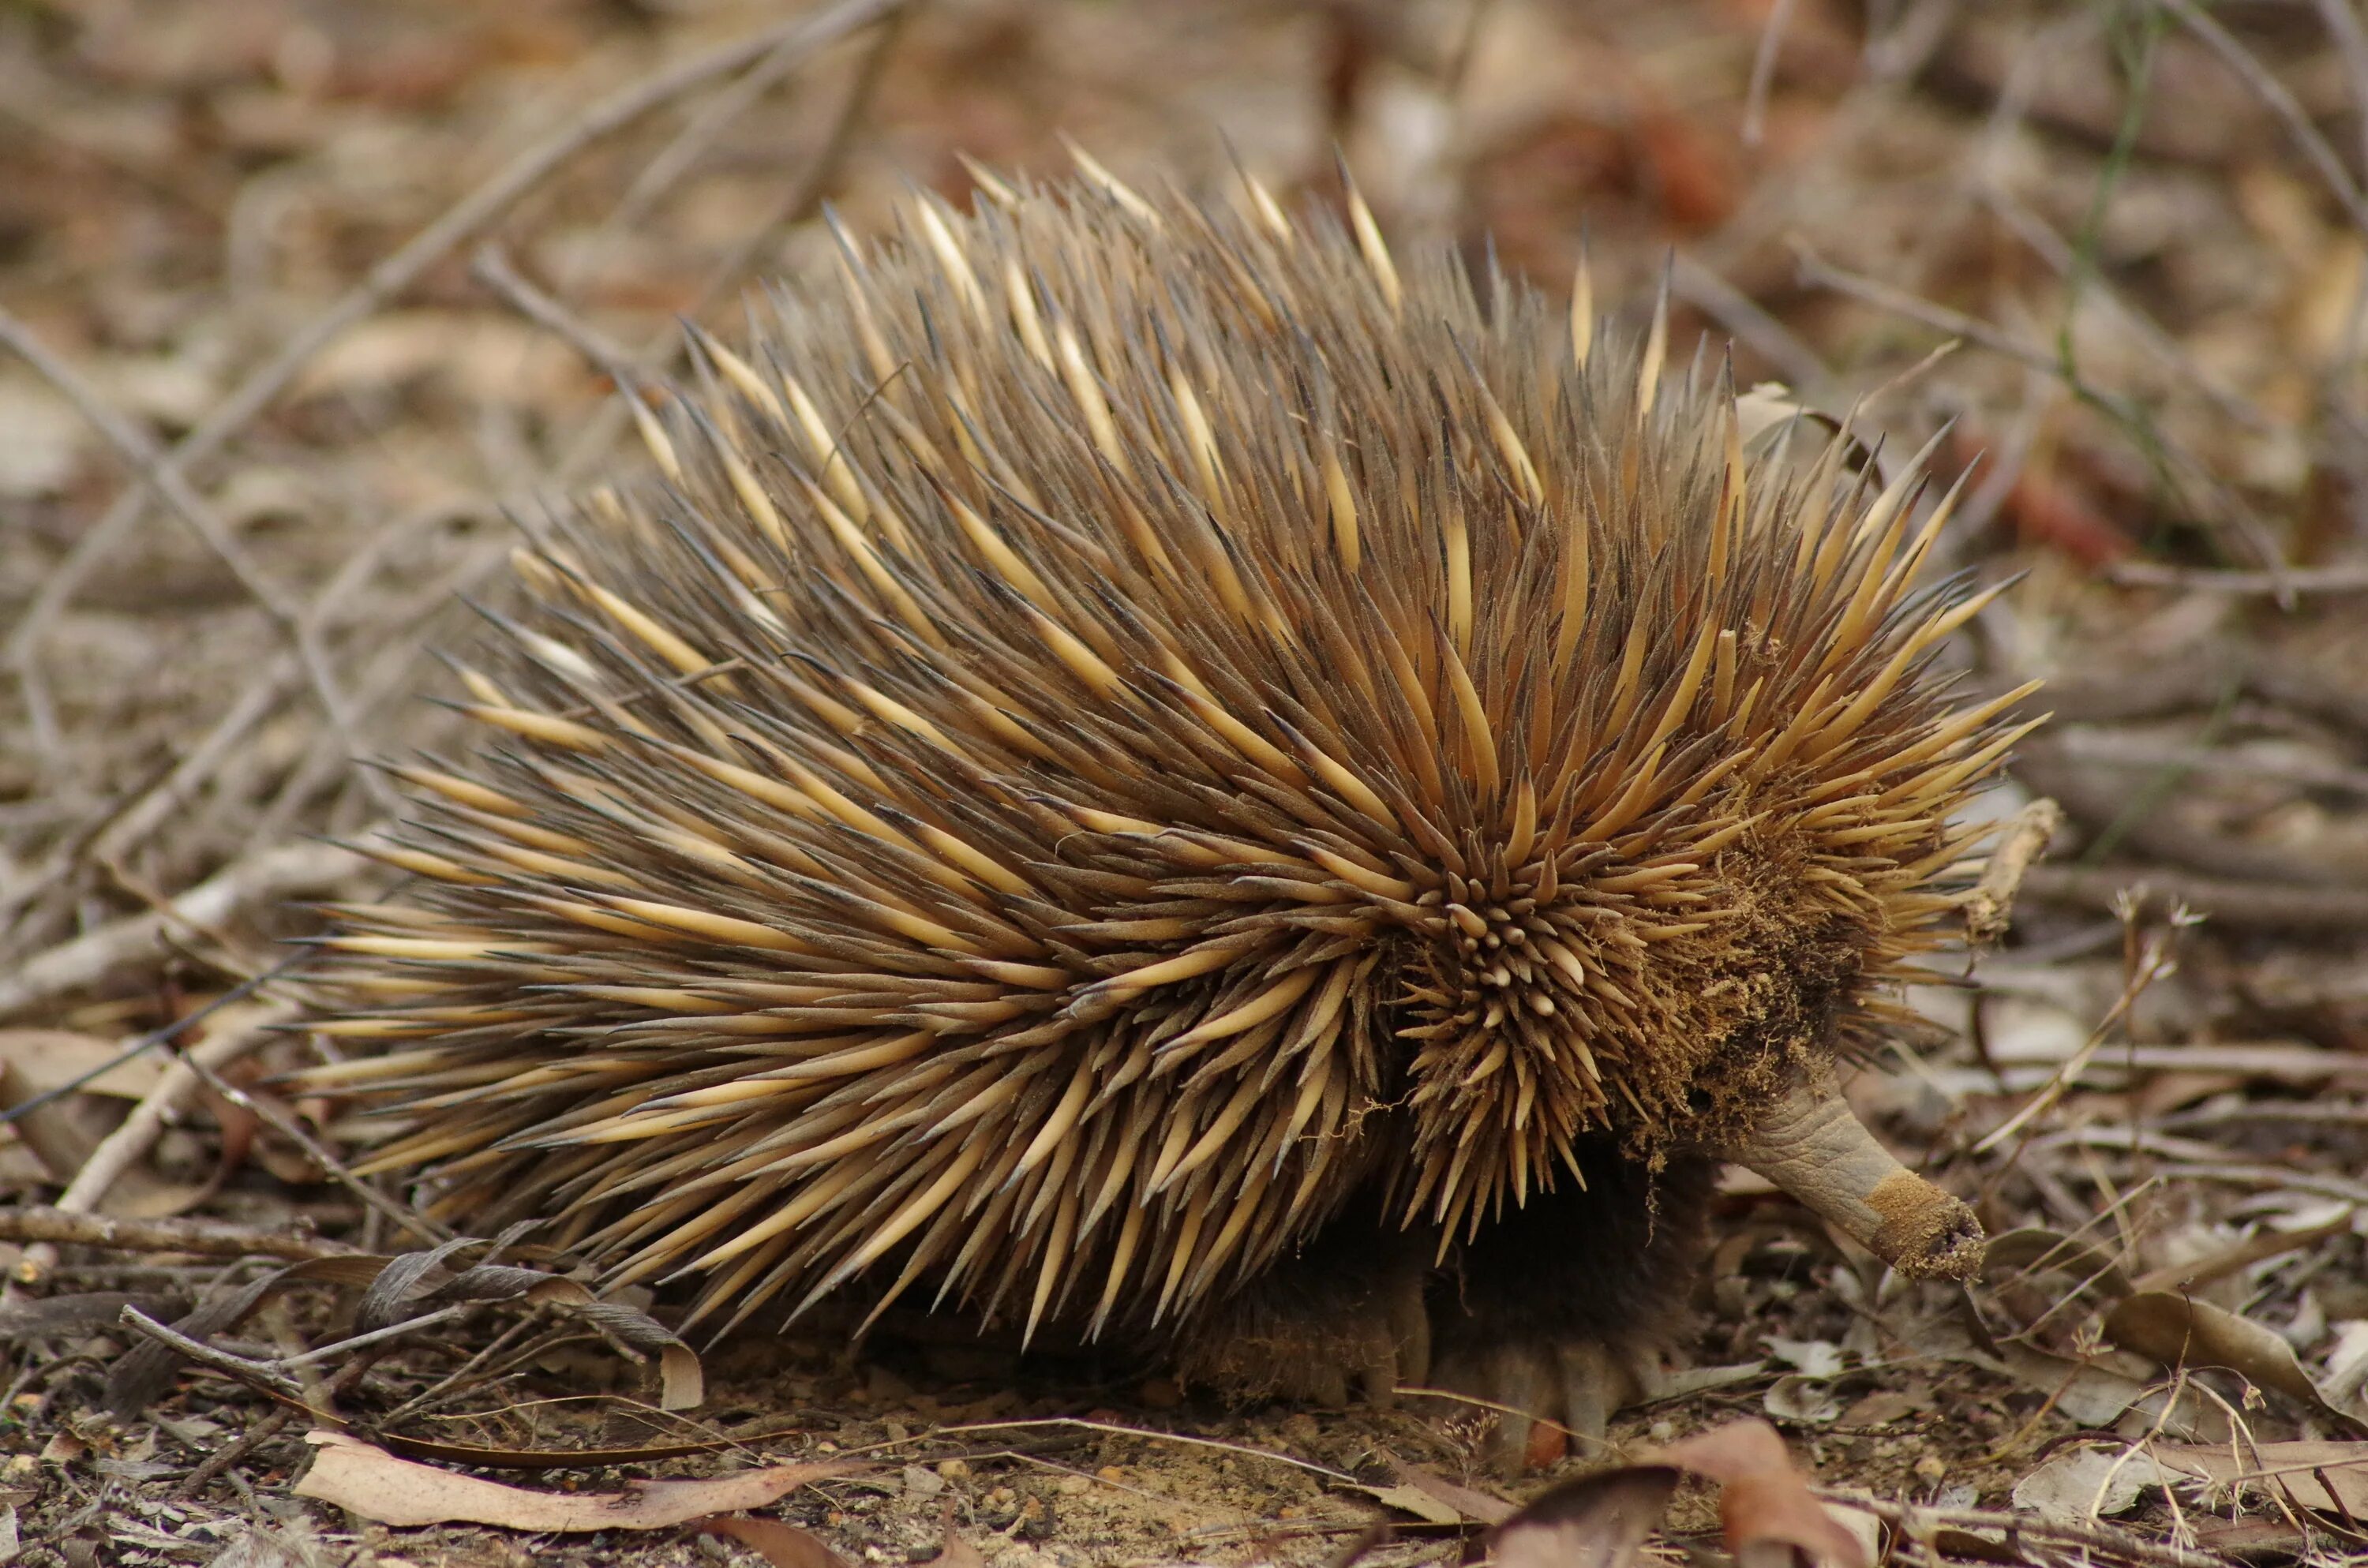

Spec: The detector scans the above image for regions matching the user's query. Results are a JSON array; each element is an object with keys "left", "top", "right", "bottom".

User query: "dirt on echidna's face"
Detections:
[{"left": 309, "top": 171, "right": 2027, "bottom": 1350}]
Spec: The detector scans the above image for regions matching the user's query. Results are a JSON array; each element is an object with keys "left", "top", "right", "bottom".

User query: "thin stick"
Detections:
[
  {"left": 0, "top": 840, "right": 358, "bottom": 1021},
  {"left": 1973, "top": 923, "right": 2178, "bottom": 1156},
  {"left": 2099, "top": 559, "right": 2368, "bottom": 596},
  {"left": 609, "top": 25, "right": 841, "bottom": 239},
  {"left": 2019, "top": 863, "right": 2368, "bottom": 932},
  {"left": 1963, "top": 797, "right": 2063, "bottom": 949},
  {"left": 1788, "top": 240, "right": 2138, "bottom": 412},
  {"left": 1818, "top": 1489, "right": 2240, "bottom": 1568},
  {"left": 2316, "top": 0, "right": 2368, "bottom": 174},
  {"left": 923, "top": 1416, "right": 1361, "bottom": 1487},
  {"left": 485, "top": 0, "right": 908, "bottom": 499},
  {"left": 118, "top": 1305, "right": 302, "bottom": 1399},
  {"left": 276, "top": 1304, "right": 474, "bottom": 1370},
  {"left": 0, "top": 1205, "right": 360, "bottom": 1263},
  {"left": 377, "top": 1308, "right": 553, "bottom": 1425},
  {"left": 1671, "top": 252, "right": 1830, "bottom": 392},
  {"left": 173, "top": 1049, "right": 449, "bottom": 1247},
  {"left": 1740, "top": 0, "right": 1799, "bottom": 147},
  {"left": 470, "top": 245, "right": 643, "bottom": 388},
  {"left": 2159, "top": 0, "right": 2368, "bottom": 236},
  {"left": 8, "top": 1005, "right": 287, "bottom": 1289},
  {"left": 178, "top": 1407, "right": 293, "bottom": 1497},
  {"left": 1789, "top": 238, "right": 2283, "bottom": 582}
]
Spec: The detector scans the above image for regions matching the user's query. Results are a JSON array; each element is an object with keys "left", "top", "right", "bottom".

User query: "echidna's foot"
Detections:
[
  {"left": 1175, "top": 1226, "right": 1431, "bottom": 1409},
  {"left": 1416, "top": 1144, "right": 1716, "bottom": 1473},
  {"left": 1421, "top": 1330, "right": 1667, "bottom": 1473}
]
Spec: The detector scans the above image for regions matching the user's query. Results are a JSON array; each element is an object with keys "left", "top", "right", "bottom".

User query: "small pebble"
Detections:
[
  {"left": 1097, "top": 1465, "right": 1126, "bottom": 1483},
  {"left": 1058, "top": 1475, "right": 1091, "bottom": 1495},
  {"left": 1913, "top": 1455, "right": 1946, "bottom": 1483},
  {"left": 938, "top": 1458, "right": 970, "bottom": 1481}
]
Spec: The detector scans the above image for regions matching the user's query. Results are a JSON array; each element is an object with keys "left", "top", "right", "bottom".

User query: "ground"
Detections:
[{"left": 2, "top": 0, "right": 2367, "bottom": 1564}]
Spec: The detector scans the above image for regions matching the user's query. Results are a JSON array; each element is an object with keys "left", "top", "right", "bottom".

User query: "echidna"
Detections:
[{"left": 306, "top": 164, "right": 2035, "bottom": 1463}]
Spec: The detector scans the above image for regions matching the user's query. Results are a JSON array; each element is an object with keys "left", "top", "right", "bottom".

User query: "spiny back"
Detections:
[{"left": 309, "top": 171, "right": 2033, "bottom": 1342}]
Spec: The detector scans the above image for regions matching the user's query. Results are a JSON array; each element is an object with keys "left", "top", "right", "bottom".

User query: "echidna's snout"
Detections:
[{"left": 1718, "top": 1070, "right": 1985, "bottom": 1280}]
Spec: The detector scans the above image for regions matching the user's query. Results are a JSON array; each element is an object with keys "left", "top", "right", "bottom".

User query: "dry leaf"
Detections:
[
  {"left": 1988, "top": 1341, "right": 2153, "bottom": 1428},
  {"left": 695, "top": 1516, "right": 852, "bottom": 1568},
  {"left": 2131, "top": 1209, "right": 2357, "bottom": 1296},
  {"left": 2010, "top": 1446, "right": 2173, "bottom": 1523},
  {"left": 2153, "top": 1440, "right": 2368, "bottom": 1517},
  {"left": 1489, "top": 1465, "right": 1680, "bottom": 1568},
  {"left": 1760, "top": 1335, "right": 1843, "bottom": 1425},
  {"left": 1364, "top": 1484, "right": 1467, "bottom": 1527},
  {"left": 292, "top": 1431, "right": 851, "bottom": 1530},
  {"left": 1641, "top": 1420, "right": 1867, "bottom": 1568},
  {"left": 2324, "top": 1319, "right": 2368, "bottom": 1410},
  {"left": 0, "top": 1028, "right": 170, "bottom": 1098},
  {"left": 932, "top": 1522, "right": 989, "bottom": 1568},
  {"left": 1763, "top": 1375, "right": 1842, "bottom": 1424},
  {"left": 1763, "top": 1338, "right": 1845, "bottom": 1379},
  {"left": 2104, "top": 1292, "right": 2362, "bottom": 1431},
  {"left": 0, "top": 378, "right": 87, "bottom": 497},
  {"left": 1382, "top": 1454, "right": 1515, "bottom": 1525}
]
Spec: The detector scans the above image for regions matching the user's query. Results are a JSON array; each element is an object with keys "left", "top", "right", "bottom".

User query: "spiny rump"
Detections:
[{"left": 305, "top": 168, "right": 2036, "bottom": 1345}]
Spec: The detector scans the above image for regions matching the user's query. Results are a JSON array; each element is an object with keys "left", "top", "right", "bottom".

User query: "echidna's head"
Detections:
[{"left": 312, "top": 170, "right": 2023, "bottom": 1336}]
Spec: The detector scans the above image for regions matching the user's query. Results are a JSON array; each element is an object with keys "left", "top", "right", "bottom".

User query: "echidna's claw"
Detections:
[{"left": 1422, "top": 1334, "right": 1660, "bottom": 1474}]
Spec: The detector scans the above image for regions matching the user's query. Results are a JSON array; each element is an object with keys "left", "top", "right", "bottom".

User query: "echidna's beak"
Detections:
[{"left": 1721, "top": 1072, "right": 1986, "bottom": 1280}]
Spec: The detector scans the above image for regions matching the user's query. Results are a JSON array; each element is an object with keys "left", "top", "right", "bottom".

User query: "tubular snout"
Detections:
[{"left": 1718, "top": 1071, "right": 1985, "bottom": 1280}]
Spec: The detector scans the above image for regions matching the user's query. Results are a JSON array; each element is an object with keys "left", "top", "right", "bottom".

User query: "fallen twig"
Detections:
[
  {"left": 118, "top": 1304, "right": 303, "bottom": 1401},
  {"left": 2099, "top": 559, "right": 2368, "bottom": 595},
  {"left": 0, "top": 840, "right": 358, "bottom": 1020},
  {"left": 2018, "top": 864, "right": 2368, "bottom": 931},
  {"left": 2158, "top": 0, "right": 2368, "bottom": 236},
  {"left": 8, "top": 1003, "right": 288, "bottom": 1289},
  {"left": 1818, "top": 1490, "right": 2231, "bottom": 1568},
  {"left": 172, "top": 1042, "right": 448, "bottom": 1247},
  {"left": 1965, "top": 797, "right": 2063, "bottom": 949},
  {"left": 0, "top": 1205, "right": 359, "bottom": 1263}
]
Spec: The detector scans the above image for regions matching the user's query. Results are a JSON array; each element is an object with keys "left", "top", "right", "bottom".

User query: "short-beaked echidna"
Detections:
[{"left": 306, "top": 166, "right": 2035, "bottom": 1459}]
